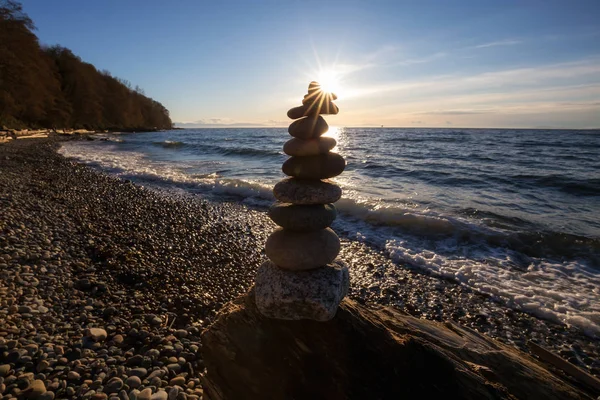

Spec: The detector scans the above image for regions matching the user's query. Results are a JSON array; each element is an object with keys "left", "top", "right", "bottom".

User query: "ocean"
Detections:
[{"left": 59, "top": 128, "right": 600, "bottom": 336}]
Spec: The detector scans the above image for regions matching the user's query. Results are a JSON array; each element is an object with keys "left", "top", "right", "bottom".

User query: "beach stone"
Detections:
[
  {"left": 126, "top": 375, "right": 141, "bottom": 389},
  {"left": 265, "top": 228, "right": 340, "bottom": 270},
  {"left": 138, "top": 388, "right": 152, "bottom": 400},
  {"left": 28, "top": 379, "right": 46, "bottom": 398},
  {"left": 0, "top": 364, "right": 10, "bottom": 377},
  {"left": 87, "top": 328, "right": 107, "bottom": 342},
  {"left": 67, "top": 371, "right": 80, "bottom": 380},
  {"left": 282, "top": 153, "right": 346, "bottom": 179},
  {"left": 105, "top": 377, "right": 123, "bottom": 393},
  {"left": 268, "top": 203, "right": 337, "bottom": 231},
  {"left": 169, "top": 376, "right": 186, "bottom": 387},
  {"left": 273, "top": 178, "right": 341, "bottom": 205},
  {"left": 288, "top": 115, "right": 328, "bottom": 140},
  {"left": 39, "top": 391, "right": 55, "bottom": 400},
  {"left": 127, "top": 367, "right": 147, "bottom": 378},
  {"left": 151, "top": 391, "right": 168, "bottom": 400},
  {"left": 283, "top": 136, "right": 336, "bottom": 157},
  {"left": 287, "top": 102, "right": 339, "bottom": 119},
  {"left": 255, "top": 260, "right": 350, "bottom": 321}
]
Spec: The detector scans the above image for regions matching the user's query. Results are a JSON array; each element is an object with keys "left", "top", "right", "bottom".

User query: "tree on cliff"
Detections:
[{"left": 0, "top": 0, "right": 172, "bottom": 130}]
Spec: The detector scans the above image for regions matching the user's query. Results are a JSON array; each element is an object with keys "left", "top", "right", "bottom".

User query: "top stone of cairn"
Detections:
[{"left": 287, "top": 81, "right": 339, "bottom": 120}]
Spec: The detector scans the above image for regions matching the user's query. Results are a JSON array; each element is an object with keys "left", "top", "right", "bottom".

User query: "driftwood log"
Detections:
[{"left": 201, "top": 291, "right": 594, "bottom": 400}]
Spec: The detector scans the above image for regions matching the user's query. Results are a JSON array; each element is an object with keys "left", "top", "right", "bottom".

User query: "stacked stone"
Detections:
[{"left": 255, "top": 81, "right": 350, "bottom": 321}]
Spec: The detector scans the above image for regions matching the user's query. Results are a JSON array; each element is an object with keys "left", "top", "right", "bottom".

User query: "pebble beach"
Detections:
[{"left": 1, "top": 137, "right": 599, "bottom": 400}]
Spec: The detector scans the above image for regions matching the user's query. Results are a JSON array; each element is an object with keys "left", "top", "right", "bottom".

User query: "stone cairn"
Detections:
[{"left": 254, "top": 81, "right": 350, "bottom": 321}]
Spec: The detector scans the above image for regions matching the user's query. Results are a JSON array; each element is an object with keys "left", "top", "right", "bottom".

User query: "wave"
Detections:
[
  {"left": 151, "top": 140, "right": 281, "bottom": 158},
  {"left": 154, "top": 140, "right": 185, "bottom": 148},
  {"left": 90, "top": 134, "right": 125, "bottom": 143},
  {"left": 512, "top": 174, "right": 600, "bottom": 196}
]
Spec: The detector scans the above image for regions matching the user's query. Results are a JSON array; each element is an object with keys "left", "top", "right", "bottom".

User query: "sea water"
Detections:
[{"left": 59, "top": 128, "right": 600, "bottom": 336}]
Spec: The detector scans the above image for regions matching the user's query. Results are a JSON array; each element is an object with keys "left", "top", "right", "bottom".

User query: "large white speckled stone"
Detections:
[{"left": 255, "top": 260, "right": 350, "bottom": 321}]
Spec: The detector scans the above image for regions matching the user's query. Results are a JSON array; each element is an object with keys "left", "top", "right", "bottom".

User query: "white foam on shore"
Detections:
[
  {"left": 385, "top": 238, "right": 600, "bottom": 337},
  {"left": 59, "top": 141, "right": 274, "bottom": 203}
]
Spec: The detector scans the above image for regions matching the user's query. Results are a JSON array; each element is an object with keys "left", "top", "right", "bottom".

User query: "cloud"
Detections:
[
  {"left": 389, "top": 52, "right": 447, "bottom": 67},
  {"left": 342, "top": 58, "right": 600, "bottom": 100},
  {"left": 175, "top": 118, "right": 286, "bottom": 128},
  {"left": 470, "top": 39, "right": 522, "bottom": 49}
]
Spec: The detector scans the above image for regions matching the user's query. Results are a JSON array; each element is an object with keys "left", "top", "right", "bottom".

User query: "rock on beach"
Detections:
[
  {"left": 273, "top": 177, "right": 342, "bottom": 204},
  {"left": 265, "top": 228, "right": 341, "bottom": 270}
]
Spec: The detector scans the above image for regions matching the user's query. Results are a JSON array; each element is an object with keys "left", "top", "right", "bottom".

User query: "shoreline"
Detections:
[{"left": 0, "top": 137, "right": 599, "bottom": 397}]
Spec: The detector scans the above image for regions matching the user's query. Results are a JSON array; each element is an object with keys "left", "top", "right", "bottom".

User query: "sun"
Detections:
[{"left": 317, "top": 69, "right": 342, "bottom": 96}]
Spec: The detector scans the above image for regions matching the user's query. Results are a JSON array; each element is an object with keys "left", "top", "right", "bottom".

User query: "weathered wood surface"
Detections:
[{"left": 201, "top": 291, "right": 593, "bottom": 400}]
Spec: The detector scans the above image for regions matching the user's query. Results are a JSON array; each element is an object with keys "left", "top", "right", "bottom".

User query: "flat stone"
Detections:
[
  {"left": 288, "top": 115, "right": 328, "bottom": 139},
  {"left": 127, "top": 367, "right": 147, "bottom": 378},
  {"left": 265, "top": 228, "right": 340, "bottom": 270},
  {"left": 302, "top": 91, "right": 338, "bottom": 108},
  {"left": 269, "top": 203, "right": 337, "bottom": 231},
  {"left": 273, "top": 178, "right": 341, "bottom": 205},
  {"left": 255, "top": 260, "right": 350, "bottom": 321},
  {"left": 282, "top": 153, "right": 346, "bottom": 179},
  {"left": 287, "top": 102, "right": 339, "bottom": 119},
  {"left": 283, "top": 137, "right": 336, "bottom": 156},
  {"left": 308, "top": 81, "right": 320, "bottom": 93}
]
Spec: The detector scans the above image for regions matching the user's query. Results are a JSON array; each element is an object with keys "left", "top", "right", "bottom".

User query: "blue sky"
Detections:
[{"left": 22, "top": 0, "right": 600, "bottom": 128}]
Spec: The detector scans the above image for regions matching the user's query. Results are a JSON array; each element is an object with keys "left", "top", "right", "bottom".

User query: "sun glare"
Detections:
[{"left": 317, "top": 69, "right": 342, "bottom": 96}]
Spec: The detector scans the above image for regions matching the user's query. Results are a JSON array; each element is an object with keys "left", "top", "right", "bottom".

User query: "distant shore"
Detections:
[
  {"left": 0, "top": 127, "right": 172, "bottom": 143},
  {"left": 0, "top": 137, "right": 598, "bottom": 399}
]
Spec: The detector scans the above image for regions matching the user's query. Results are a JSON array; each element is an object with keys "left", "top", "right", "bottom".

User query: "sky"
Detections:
[{"left": 21, "top": 0, "right": 600, "bottom": 128}]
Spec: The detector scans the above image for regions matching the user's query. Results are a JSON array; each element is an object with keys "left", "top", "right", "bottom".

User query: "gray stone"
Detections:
[
  {"left": 273, "top": 178, "right": 341, "bottom": 205},
  {"left": 303, "top": 89, "right": 337, "bottom": 104},
  {"left": 287, "top": 115, "right": 328, "bottom": 140},
  {"left": 255, "top": 260, "right": 349, "bottom": 321},
  {"left": 283, "top": 136, "right": 336, "bottom": 157},
  {"left": 266, "top": 228, "right": 340, "bottom": 270},
  {"left": 268, "top": 203, "right": 337, "bottom": 231},
  {"left": 282, "top": 153, "right": 346, "bottom": 179},
  {"left": 287, "top": 102, "right": 339, "bottom": 119}
]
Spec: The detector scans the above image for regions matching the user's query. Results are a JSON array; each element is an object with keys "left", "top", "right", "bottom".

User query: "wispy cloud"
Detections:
[
  {"left": 391, "top": 52, "right": 447, "bottom": 66},
  {"left": 470, "top": 39, "right": 522, "bottom": 49},
  {"left": 175, "top": 118, "right": 287, "bottom": 128},
  {"left": 343, "top": 58, "right": 600, "bottom": 99}
]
